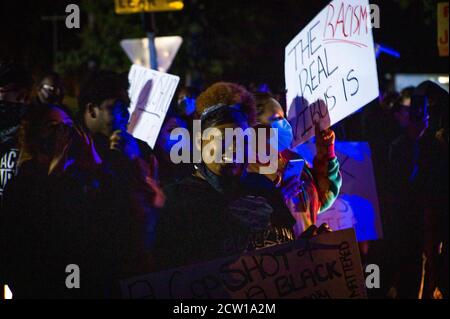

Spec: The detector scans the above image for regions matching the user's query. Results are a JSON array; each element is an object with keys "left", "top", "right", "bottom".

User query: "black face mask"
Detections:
[
  {"left": 196, "top": 163, "right": 243, "bottom": 197},
  {"left": 0, "top": 101, "right": 27, "bottom": 144}
]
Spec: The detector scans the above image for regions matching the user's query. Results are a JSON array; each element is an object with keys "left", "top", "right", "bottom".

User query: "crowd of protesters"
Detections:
[
  {"left": 334, "top": 81, "right": 449, "bottom": 299},
  {"left": 374, "top": 83, "right": 448, "bottom": 299},
  {"left": 0, "top": 60, "right": 448, "bottom": 299}
]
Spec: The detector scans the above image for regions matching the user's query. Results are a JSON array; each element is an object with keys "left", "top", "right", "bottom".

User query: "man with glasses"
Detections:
[{"left": 36, "top": 72, "right": 65, "bottom": 107}]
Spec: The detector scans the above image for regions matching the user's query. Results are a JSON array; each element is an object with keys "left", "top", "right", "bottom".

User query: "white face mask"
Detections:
[{"left": 270, "top": 118, "right": 294, "bottom": 152}]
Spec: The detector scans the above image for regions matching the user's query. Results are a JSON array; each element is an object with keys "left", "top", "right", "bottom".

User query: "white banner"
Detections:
[
  {"left": 127, "top": 64, "right": 180, "bottom": 148},
  {"left": 285, "top": 0, "right": 379, "bottom": 145}
]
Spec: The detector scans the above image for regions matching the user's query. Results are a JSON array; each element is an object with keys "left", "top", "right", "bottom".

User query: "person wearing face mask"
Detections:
[
  {"left": 194, "top": 84, "right": 331, "bottom": 249},
  {"left": 0, "top": 61, "right": 33, "bottom": 204},
  {"left": 176, "top": 86, "right": 200, "bottom": 118},
  {"left": 154, "top": 98, "right": 283, "bottom": 270},
  {"left": 246, "top": 92, "right": 342, "bottom": 238},
  {"left": 35, "top": 72, "right": 65, "bottom": 107}
]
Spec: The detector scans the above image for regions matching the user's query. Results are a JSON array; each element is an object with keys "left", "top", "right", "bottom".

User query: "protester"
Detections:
[
  {"left": 195, "top": 82, "right": 257, "bottom": 126},
  {"left": 0, "top": 104, "right": 104, "bottom": 297},
  {"left": 35, "top": 72, "right": 65, "bottom": 107},
  {"left": 77, "top": 70, "right": 164, "bottom": 207},
  {"left": 387, "top": 83, "right": 449, "bottom": 299},
  {"left": 0, "top": 68, "right": 169, "bottom": 297},
  {"left": 0, "top": 61, "right": 33, "bottom": 204},
  {"left": 154, "top": 81, "right": 317, "bottom": 269},
  {"left": 0, "top": 56, "right": 443, "bottom": 300},
  {"left": 193, "top": 83, "right": 299, "bottom": 248},
  {"left": 248, "top": 92, "right": 341, "bottom": 236},
  {"left": 176, "top": 85, "right": 200, "bottom": 119},
  {"left": 154, "top": 100, "right": 266, "bottom": 270},
  {"left": 1, "top": 100, "right": 165, "bottom": 298},
  {"left": 195, "top": 84, "right": 337, "bottom": 249},
  {"left": 154, "top": 109, "right": 194, "bottom": 186},
  {"left": 413, "top": 81, "right": 449, "bottom": 299}
]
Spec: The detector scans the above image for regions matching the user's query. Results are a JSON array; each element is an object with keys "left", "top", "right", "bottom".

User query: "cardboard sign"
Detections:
[
  {"left": 121, "top": 229, "right": 367, "bottom": 299},
  {"left": 294, "top": 142, "right": 383, "bottom": 241},
  {"left": 115, "top": 0, "right": 184, "bottom": 14},
  {"left": 285, "top": 0, "right": 379, "bottom": 146},
  {"left": 438, "top": 2, "right": 449, "bottom": 57},
  {"left": 127, "top": 64, "right": 180, "bottom": 148}
]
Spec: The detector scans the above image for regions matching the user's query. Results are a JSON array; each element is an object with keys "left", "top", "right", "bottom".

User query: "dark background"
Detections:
[{"left": 0, "top": 0, "right": 448, "bottom": 92}]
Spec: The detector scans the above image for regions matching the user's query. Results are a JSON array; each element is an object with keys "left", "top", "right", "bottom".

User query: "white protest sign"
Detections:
[
  {"left": 294, "top": 142, "right": 383, "bottom": 241},
  {"left": 121, "top": 229, "right": 367, "bottom": 299},
  {"left": 285, "top": 0, "right": 379, "bottom": 146},
  {"left": 127, "top": 64, "right": 180, "bottom": 148}
]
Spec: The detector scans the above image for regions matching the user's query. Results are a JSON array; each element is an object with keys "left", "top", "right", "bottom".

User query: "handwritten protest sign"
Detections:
[
  {"left": 121, "top": 229, "right": 367, "bottom": 299},
  {"left": 294, "top": 142, "right": 383, "bottom": 241},
  {"left": 285, "top": 0, "right": 379, "bottom": 146},
  {"left": 127, "top": 64, "right": 180, "bottom": 148}
]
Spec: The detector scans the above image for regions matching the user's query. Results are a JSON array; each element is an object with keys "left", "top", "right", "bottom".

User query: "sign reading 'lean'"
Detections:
[{"left": 115, "top": 0, "right": 184, "bottom": 14}]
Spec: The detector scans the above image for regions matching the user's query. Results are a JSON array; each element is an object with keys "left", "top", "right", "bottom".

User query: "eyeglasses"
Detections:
[{"left": 41, "top": 84, "right": 61, "bottom": 94}]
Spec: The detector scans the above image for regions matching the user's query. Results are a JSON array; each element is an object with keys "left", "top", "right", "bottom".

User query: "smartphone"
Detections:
[{"left": 283, "top": 159, "right": 305, "bottom": 182}]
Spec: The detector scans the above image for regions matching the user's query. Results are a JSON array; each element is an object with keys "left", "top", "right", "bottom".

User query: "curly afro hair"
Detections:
[{"left": 196, "top": 82, "right": 257, "bottom": 126}]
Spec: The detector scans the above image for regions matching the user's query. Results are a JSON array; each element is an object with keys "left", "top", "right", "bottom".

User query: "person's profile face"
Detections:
[
  {"left": 257, "top": 98, "right": 285, "bottom": 126},
  {"left": 96, "top": 94, "right": 130, "bottom": 135}
]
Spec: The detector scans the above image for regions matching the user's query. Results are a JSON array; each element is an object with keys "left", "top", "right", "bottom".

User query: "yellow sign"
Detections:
[
  {"left": 438, "top": 2, "right": 449, "bottom": 57},
  {"left": 115, "top": 0, "right": 184, "bottom": 14}
]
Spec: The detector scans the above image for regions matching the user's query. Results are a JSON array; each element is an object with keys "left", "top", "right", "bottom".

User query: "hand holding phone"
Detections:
[{"left": 283, "top": 159, "right": 305, "bottom": 183}]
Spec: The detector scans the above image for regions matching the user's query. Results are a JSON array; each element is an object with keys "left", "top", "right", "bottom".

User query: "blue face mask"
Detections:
[{"left": 270, "top": 118, "right": 294, "bottom": 152}]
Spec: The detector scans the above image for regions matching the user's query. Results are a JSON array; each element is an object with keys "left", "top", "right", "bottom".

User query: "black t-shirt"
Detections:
[{"left": 0, "top": 138, "right": 19, "bottom": 204}]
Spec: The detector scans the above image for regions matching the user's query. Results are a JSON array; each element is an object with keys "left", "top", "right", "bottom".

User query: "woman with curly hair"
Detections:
[{"left": 196, "top": 82, "right": 257, "bottom": 126}]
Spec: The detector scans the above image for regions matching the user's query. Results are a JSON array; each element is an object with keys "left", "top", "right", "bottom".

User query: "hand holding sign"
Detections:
[{"left": 285, "top": 0, "right": 379, "bottom": 146}]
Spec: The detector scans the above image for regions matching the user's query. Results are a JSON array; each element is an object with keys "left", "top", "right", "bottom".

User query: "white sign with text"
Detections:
[
  {"left": 127, "top": 64, "right": 180, "bottom": 148},
  {"left": 285, "top": 0, "right": 379, "bottom": 145}
]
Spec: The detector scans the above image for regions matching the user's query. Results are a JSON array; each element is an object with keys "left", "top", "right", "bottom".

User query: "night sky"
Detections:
[{"left": 0, "top": 0, "right": 448, "bottom": 90}]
